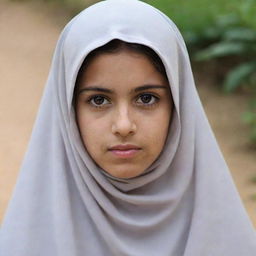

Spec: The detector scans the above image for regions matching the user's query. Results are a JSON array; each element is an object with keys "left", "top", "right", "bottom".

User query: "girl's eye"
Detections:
[
  {"left": 136, "top": 93, "right": 158, "bottom": 105},
  {"left": 89, "top": 95, "right": 110, "bottom": 107}
]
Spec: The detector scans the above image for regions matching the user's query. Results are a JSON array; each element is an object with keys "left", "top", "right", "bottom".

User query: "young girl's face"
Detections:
[{"left": 75, "top": 50, "right": 173, "bottom": 179}]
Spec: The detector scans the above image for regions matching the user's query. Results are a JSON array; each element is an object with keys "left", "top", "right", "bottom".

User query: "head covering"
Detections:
[{"left": 1, "top": 0, "right": 255, "bottom": 255}]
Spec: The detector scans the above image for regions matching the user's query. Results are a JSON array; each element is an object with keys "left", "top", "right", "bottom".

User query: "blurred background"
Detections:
[{"left": 0, "top": 0, "right": 255, "bottom": 226}]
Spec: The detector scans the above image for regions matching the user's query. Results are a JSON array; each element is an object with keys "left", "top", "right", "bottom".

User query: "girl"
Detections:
[{"left": 1, "top": 0, "right": 255, "bottom": 255}]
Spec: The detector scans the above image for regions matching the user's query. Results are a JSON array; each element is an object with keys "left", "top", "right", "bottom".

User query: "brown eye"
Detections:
[
  {"left": 89, "top": 95, "right": 111, "bottom": 107},
  {"left": 93, "top": 96, "right": 105, "bottom": 105},
  {"left": 140, "top": 94, "right": 152, "bottom": 103},
  {"left": 136, "top": 93, "right": 158, "bottom": 105}
]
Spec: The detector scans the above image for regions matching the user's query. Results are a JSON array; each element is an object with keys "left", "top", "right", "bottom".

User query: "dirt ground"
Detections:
[{"left": 0, "top": 0, "right": 255, "bottom": 226}]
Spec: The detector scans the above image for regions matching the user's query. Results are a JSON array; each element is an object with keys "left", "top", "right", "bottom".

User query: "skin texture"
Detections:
[{"left": 75, "top": 50, "right": 173, "bottom": 179}]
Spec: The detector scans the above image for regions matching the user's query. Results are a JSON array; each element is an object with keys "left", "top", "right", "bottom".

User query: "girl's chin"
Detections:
[{"left": 103, "top": 167, "right": 145, "bottom": 179}]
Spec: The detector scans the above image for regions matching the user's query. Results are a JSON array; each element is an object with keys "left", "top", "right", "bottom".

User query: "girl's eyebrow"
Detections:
[
  {"left": 78, "top": 87, "right": 113, "bottom": 94},
  {"left": 78, "top": 84, "right": 167, "bottom": 95},
  {"left": 134, "top": 85, "right": 167, "bottom": 92}
]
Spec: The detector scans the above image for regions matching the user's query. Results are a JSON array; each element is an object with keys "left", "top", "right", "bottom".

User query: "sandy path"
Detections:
[
  {"left": 0, "top": 0, "right": 62, "bottom": 221},
  {"left": 0, "top": 0, "right": 255, "bottom": 226}
]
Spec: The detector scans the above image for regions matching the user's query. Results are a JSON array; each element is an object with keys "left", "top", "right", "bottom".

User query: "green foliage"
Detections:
[
  {"left": 187, "top": 10, "right": 256, "bottom": 145},
  {"left": 243, "top": 100, "right": 256, "bottom": 143},
  {"left": 223, "top": 27, "right": 256, "bottom": 42},
  {"left": 144, "top": 0, "right": 256, "bottom": 32},
  {"left": 224, "top": 61, "right": 256, "bottom": 92},
  {"left": 194, "top": 41, "right": 248, "bottom": 61}
]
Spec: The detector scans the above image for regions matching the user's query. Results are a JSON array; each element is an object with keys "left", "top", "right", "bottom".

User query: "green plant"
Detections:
[
  {"left": 185, "top": 12, "right": 256, "bottom": 145},
  {"left": 243, "top": 100, "right": 256, "bottom": 144},
  {"left": 144, "top": 0, "right": 256, "bottom": 32},
  {"left": 191, "top": 16, "right": 256, "bottom": 93}
]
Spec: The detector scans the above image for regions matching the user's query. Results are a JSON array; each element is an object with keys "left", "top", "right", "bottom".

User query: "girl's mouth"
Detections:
[{"left": 108, "top": 144, "right": 142, "bottom": 158}]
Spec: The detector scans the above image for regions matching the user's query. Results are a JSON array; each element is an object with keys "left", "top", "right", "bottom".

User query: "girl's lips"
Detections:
[{"left": 108, "top": 144, "right": 141, "bottom": 158}]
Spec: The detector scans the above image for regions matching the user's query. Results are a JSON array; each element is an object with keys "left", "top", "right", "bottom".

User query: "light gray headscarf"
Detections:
[{"left": 1, "top": 0, "right": 255, "bottom": 255}]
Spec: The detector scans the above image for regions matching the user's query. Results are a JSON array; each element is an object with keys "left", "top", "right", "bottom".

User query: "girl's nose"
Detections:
[{"left": 111, "top": 105, "right": 137, "bottom": 137}]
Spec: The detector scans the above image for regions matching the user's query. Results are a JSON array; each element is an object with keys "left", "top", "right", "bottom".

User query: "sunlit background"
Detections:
[{"left": 0, "top": 0, "right": 255, "bottom": 226}]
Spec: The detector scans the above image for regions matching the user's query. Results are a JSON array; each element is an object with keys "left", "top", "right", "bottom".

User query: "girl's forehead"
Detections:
[{"left": 76, "top": 50, "right": 170, "bottom": 92}]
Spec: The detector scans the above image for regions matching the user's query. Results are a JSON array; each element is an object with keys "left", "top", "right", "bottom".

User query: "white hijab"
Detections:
[{"left": 1, "top": 0, "right": 255, "bottom": 255}]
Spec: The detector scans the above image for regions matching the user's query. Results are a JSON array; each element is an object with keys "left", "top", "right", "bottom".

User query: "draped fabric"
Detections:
[{"left": 1, "top": 0, "right": 255, "bottom": 255}]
